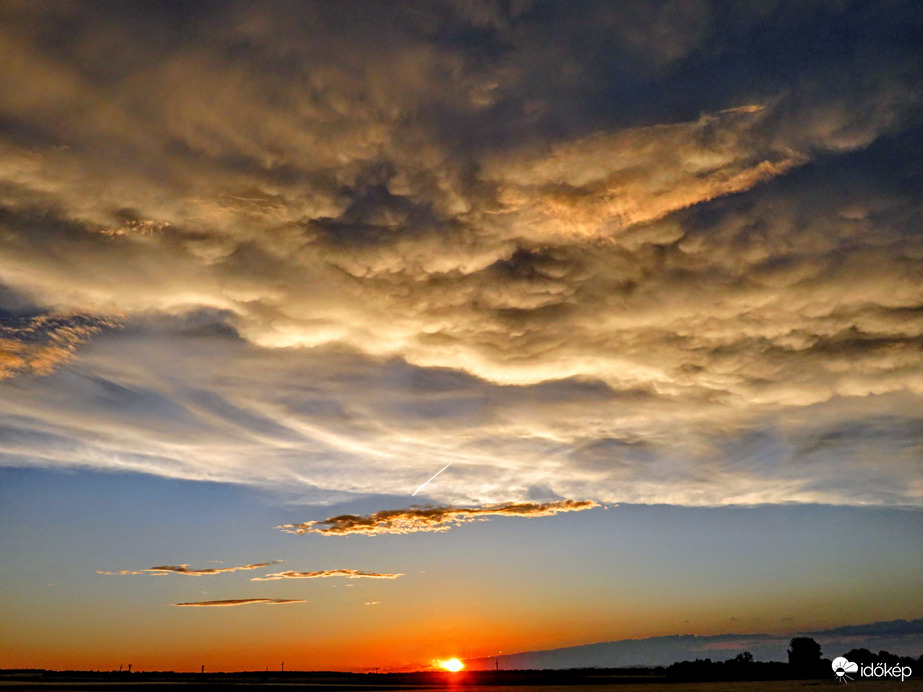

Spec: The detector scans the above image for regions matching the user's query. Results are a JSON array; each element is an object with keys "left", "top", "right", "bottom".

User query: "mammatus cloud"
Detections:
[
  {"left": 279, "top": 500, "right": 601, "bottom": 536},
  {"left": 171, "top": 599, "right": 306, "bottom": 607},
  {"left": 98, "top": 561, "right": 279, "bottom": 576},
  {"left": 252, "top": 569, "right": 404, "bottom": 581},
  {"left": 0, "top": 2, "right": 921, "bottom": 508}
]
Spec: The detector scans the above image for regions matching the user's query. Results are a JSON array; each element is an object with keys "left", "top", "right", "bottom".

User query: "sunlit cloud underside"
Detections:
[{"left": 0, "top": 2, "right": 920, "bottom": 509}]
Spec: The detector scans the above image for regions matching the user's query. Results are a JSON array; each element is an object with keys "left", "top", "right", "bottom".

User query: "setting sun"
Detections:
[{"left": 439, "top": 658, "right": 465, "bottom": 673}]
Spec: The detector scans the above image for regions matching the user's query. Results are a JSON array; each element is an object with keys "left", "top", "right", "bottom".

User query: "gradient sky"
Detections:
[{"left": 0, "top": 0, "right": 921, "bottom": 673}]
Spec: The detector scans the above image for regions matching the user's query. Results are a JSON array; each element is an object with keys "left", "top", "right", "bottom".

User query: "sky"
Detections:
[{"left": 0, "top": 0, "right": 921, "bottom": 673}]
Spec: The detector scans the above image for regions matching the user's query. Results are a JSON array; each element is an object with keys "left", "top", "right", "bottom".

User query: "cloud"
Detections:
[
  {"left": 147, "top": 561, "right": 280, "bottom": 576},
  {"left": 252, "top": 569, "right": 404, "bottom": 581},
  {"left": 171, "top": 599, "right": 306, "bottom": 607},
  {"left": 0, "top": 2, "right": 921, "bottom": 508},
  {"left": 0, "top": 312, "right": 119, "bottom": 380},
  {"left": 279, "top": 500, "right": 601, "bottom": 536},
  {"left": 804, "top": 618, "right": 923, "bottom": 638},
  {"left": 484, "top": 106, "right": 805, "bottom": 242},
  {"left": 98, "top": 561, "right": 280, "bottom": 576}
]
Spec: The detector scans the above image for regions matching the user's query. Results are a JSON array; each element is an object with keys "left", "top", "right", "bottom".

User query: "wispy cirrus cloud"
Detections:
[
  {"left": 279, "top": 500, "right": 601, "bottom": 536},
  {"left": 252, "top": 569, "right": 404, "bottom": 581},
  {"left": 98, "top": 561, "right": 279, "bottom": 576},
  {"left": 172, "top": 599, "right": 305, "bottom": 607}
]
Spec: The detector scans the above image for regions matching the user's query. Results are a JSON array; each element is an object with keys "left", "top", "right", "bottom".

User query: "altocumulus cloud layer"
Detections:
[{"left": 0, "top": 1, "right": 921, "bottom": 506}]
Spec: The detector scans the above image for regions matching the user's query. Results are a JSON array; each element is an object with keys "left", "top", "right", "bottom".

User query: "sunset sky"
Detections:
[{"left": 1, "top": 0, "right": 922, "bottom": 673}]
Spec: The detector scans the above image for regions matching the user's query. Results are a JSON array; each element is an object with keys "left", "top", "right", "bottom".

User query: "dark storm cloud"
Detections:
[
  {"left": 0, "top": 1, "right": 920, "bottom": 506},
  {"left": 279, "top": 500, "right": 601, "bottom": 535}
]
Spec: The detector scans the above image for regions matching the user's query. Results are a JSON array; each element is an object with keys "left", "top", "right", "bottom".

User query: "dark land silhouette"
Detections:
[
  {"left": 1, "top": 639, "right": 919, "bottom": 689},
  {"left": 462, "top": 617, "right": 923, "bottom": 670}
]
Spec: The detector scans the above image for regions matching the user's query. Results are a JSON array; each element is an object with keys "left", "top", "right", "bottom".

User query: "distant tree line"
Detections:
[{"left": 666, "top": 637, "right": 921, "bottom": 682}]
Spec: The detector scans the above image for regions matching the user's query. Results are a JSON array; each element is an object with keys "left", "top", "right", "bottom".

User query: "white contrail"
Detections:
[{"left": 412, "top": 463, "right": 453, "bottom": 496}]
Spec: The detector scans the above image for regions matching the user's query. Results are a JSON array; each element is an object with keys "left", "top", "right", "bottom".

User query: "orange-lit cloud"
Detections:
[
  {"left": 98, "top": 561, "right": 279, "bottom": 576},
  {"left": 171, "top": 599, "right": 306, "bottom": 607},
  {"left": 279, "top": 500, "right": 601, "bottom": 536},
  {"left": 252, "top": 569, "right": 404, "bottom": 581},
  {"left": 0, "top": 313, "right": 119, "bottom": 381},
  {"left": 485, "top": 106, "right": 805, "bottom": 241}
]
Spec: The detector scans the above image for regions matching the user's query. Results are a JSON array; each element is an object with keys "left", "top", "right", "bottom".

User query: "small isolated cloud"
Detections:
[
  {"left": 364, "top": 601, "right": 380, "bottom": 606},
  {"left": 99, "top": 561, "right": 280, "bottom": 576},
  {"left": 172, "top": 598, "right": 306, "bottom": 607},
  {"left": 148, "top": 561, "right": 280, "bottom": 576},
  {"left": 279, "top": 499, "right": 600, "bottom": 536},
  {"left": 252, "top": 569, "right": 404, "bottom": 581}
]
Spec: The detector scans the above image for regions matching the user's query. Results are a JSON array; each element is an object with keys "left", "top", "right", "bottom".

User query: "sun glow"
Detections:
[{"left": 439, "top": 658, "right": 465, "bottom": 672}]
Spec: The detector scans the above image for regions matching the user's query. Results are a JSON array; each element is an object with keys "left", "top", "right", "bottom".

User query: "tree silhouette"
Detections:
[
  {"left": 733, "top": 651, "right": 754, "bottom": 664},
  {"left": 788, "top": 637, "right": 822, "bottom": 670}
]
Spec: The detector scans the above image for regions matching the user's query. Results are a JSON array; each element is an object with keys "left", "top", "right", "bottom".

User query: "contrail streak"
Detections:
[{"left": 412, "top": 463, "right": 453, "bottom": 496}]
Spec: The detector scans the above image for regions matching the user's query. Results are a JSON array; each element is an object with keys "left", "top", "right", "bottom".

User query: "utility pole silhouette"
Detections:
[
  {"left": 200, "top": 665, "right": 204, "bottom": 674},
  {"left": 127, "top": 664, "right": 132, "bottom": 673}
]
